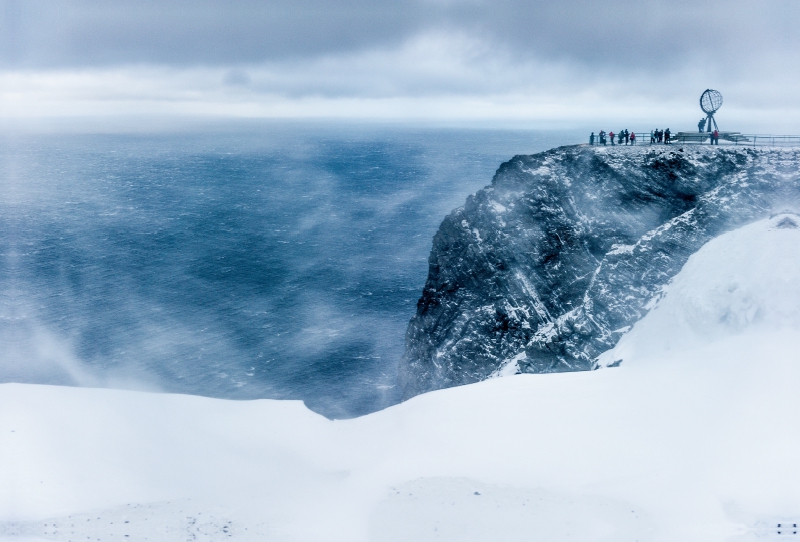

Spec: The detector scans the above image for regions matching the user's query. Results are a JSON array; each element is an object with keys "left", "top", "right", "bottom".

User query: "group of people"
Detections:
[
  {"left": 590, "top": 129, "right": 636, "bottom": 146},
  {"left": 650, "top": 129, "right": 671, "bottom": 144},
  {"left": 590, "top": 129, "right": 672, "bottom": 146},
  {"left": 590, "top": 125, "right": 722, "bottom": 147},
  {"left": 699, "top": 121, "right": 721, "bottom": 144}
]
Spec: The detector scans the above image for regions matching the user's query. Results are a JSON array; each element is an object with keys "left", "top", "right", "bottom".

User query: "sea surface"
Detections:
[{"left": 0, "top": 122, "right": 584, "bottom": 418}]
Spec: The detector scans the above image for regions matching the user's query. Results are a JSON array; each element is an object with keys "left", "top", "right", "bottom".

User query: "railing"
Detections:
[
  {"left": 670, "top": 132, "right": 800, "bottom": 146},
  {"left": 588, "top": 133, "right": 800, "bottom": 147},
  {"left": 734, "top": 135, "right": 800, "bottom": 147}
]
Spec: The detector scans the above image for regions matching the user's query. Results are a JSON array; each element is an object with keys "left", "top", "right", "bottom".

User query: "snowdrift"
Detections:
[{"left": 3, "top": 215, "right": 800, "bottom": 541}]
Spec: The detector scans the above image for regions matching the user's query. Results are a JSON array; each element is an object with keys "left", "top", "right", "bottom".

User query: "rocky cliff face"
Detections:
[{"left": 399, "top": 145, "right": 800, "bottom": 398}]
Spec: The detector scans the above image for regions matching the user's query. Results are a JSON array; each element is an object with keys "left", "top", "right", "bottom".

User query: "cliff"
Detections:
[{"left": 399, "top": 145, "right": 800, "bottom": 398}]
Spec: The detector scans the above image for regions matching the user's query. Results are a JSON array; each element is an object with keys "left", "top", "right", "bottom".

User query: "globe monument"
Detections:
[{"left": 699, "top": 89, "right": 723, "bottom": 133}]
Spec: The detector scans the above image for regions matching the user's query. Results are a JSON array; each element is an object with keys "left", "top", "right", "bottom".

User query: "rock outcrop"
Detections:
[{"left": 399, "top": 145, "right": 800, "bottom": 398}]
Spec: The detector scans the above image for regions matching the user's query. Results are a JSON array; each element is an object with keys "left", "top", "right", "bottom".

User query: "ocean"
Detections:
[{"left": 0, "top": 122, "right": 585, "bottom": 418}]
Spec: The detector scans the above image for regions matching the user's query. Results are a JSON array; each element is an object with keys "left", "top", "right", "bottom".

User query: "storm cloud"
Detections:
[
  {"left": 2, "top": 1, "right": 796, "bottom": 68},
  {"left": 1, "top": 0, "right": 798, "bottom": 124}
]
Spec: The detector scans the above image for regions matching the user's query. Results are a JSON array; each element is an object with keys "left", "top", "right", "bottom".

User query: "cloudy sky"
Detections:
[{"left": 1, "top": 0, "right": 799, "bottom": 128}]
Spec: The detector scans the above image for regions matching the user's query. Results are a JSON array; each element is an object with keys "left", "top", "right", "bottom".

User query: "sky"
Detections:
[{"left": 1, "top": 0, "right": 799, "bottom": 129}]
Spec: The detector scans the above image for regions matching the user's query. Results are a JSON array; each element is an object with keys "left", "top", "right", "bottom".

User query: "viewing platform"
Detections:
[{"left": 591, "top": 133, "right": 800, "bottom": 147}]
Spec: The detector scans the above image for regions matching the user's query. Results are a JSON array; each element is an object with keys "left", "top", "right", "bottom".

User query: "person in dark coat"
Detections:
[
  {"left": 664, "top": 128, "right": 671, "bottom": 144},
  {"left": 590, "top": 132, "right": 595, "bottom": 145}
]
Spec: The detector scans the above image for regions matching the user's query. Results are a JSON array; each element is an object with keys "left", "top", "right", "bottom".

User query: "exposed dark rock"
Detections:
[{"left": 399, "top": 145, "right": 800, "bottom": 399}]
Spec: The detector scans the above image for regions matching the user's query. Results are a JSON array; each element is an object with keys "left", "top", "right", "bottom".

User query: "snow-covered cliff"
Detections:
[{"left": 400, "top": 145, "right": 800, "bottom": 398}]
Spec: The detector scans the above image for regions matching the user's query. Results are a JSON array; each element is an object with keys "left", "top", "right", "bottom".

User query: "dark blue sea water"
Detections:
[{"left": 0, "top": 123, "right": 584, "bottom": 418}]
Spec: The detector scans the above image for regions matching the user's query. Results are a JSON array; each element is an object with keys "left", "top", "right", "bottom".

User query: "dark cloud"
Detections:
[
  {"left": 462, "top": 0, "right": 800, "bottom": 73},
  {"left": 0, "top": 0, "right": 432, "bottom": 66},
  {"left": 2, "top": 0, "right": 799, "bottom": 71}
]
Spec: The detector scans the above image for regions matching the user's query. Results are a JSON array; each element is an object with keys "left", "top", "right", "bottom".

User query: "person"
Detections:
[
  {"left": 698, "top": 118, "right": 706, "bottom": 133},
  {"left": 601, "top": 130, "right": 607, "bottom": 145},
  {"left": 618, "top": 131, "right": 624, "bottom": 145},
  {"left": 609, "top": 131, "right": 615, "bottom": 145},
  {"left": 712, "top": 128, "right": 719, "bottom": 145},
  {"left": 624, "top": 129, "right": 630, "bottom": 145},
  {"left": 590, "top": 132, "right": 595, "bottom": 145},
  {"left": 650, "top": 130, "right": 655, "bottom": 144},
  {"left": 630, "top": 131, "right": 636, "bottom": 145},
  {"left": 664, "top": 128, "right": 671, "bottom": 144}
]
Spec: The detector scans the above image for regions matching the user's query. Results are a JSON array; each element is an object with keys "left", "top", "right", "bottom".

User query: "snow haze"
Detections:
[{"left": 3, "top": 214, "right": 800, "bottom": 541}]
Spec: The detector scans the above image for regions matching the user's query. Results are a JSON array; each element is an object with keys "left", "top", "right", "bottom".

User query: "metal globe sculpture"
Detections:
[
  {"left": 700, "top": 89, "right": 722, "bottom": 132},
  {"left": 700, "top": 89, "right": 723, "bottom": 114}
]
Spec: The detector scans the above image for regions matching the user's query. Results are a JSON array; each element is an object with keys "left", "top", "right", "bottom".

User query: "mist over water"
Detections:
[{"left": 0, "top": 123, "right": 584, "bottom": 417}]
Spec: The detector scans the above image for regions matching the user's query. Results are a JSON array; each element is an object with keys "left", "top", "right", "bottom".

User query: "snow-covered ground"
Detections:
[{"left": 4, "top": 214, "right": 800, "bottom": 542}]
